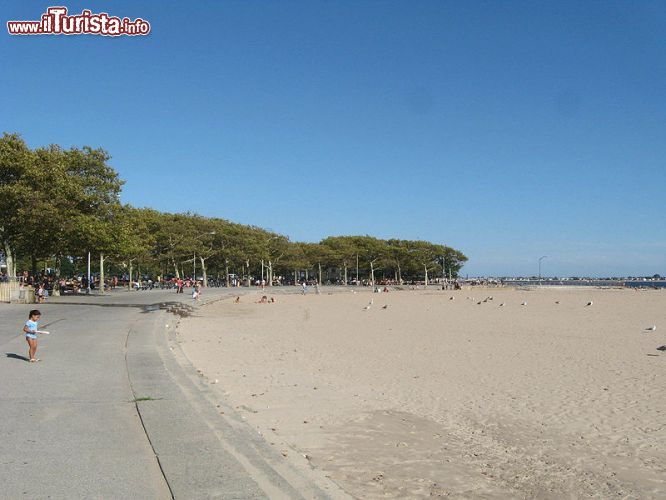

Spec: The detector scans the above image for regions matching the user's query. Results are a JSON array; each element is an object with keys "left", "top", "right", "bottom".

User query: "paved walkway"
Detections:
[{"left": 0, "top": 288, "right": 345, "bottom": 499}]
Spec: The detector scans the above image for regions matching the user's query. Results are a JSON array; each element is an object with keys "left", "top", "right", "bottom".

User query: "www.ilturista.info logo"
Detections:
[{"left": 7, "top": 6, "right": 151, "bottom": 36}]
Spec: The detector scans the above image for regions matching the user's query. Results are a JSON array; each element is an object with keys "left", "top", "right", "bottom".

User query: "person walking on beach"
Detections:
[
  {"left": 301, "top": 282, "right": 307, "bottom": 295},
  {"left": 23, "top": 309, "right": 44, "bottom": 363}
]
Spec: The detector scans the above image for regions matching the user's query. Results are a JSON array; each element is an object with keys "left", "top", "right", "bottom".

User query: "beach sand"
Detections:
[{"left": 177, "top": 287, "right": 665, "bottom": 498}]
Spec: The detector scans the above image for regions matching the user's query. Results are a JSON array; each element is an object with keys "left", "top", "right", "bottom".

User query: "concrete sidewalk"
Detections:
[
  {"left": 0, "top": 288, "right": 345, "bottom": 499},
  {"left": 0, "top": 297, "right": 171, "bottom": 498}
]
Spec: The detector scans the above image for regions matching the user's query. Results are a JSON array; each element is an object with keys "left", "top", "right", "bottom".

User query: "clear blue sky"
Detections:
[{"left": 2, "top": 1, "right": 665, "bottom": 277}]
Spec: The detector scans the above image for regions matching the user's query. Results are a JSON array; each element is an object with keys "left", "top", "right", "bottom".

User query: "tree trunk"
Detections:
[
  {"left": 99, "top": 253, "right": 105, "bottom": 295},
  {"left": 343, "top": 264, "right": 348, "bottom": 286},
  {"left": 3, "top": 243, "right": 16, "bottom": 279},
  {"left": 356, "top": 254, "right": 359, "bottom": 286},
  {"left": 370, "top": 261, "right": 375, "bottom": 288},
  {"left": 172, "top": 258, "right": 180, "bottom": 279},
  {"left": 268, "top": 260, "right": 273, "bottom": 287},
  {"left": 225, "top": 260, "right": 230, "bottom": 287},
  {"left": 200, "top": 255, "right": 207, "bottom": 287},
  {"left": 52, "top": 256, "right": 61, "bottom": 296},
  {"left": 128, "top": 261, "right": 133, "bottom": 291},
  {"left": 318, "top": 262, "right": 322, "bottom": 285},
  {"left": 424, "top": 264, "right": 428, "bottom": 287}
]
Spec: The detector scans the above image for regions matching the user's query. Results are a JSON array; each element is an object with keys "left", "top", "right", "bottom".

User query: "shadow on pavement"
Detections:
[
  {"left": 46, "top": 301, "right": 196, "bottom": 317},
  {"left": 5, "top": 353, "right": 30, "bottom": 362}
]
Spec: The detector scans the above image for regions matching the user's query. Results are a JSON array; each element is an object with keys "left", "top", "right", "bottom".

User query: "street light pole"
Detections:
[
  {"left": 441, "top": 256, "right": 446, "bottom": 283},
  {"left": 87, "top": 251, "right": 91, "bottom": 295},
  {"left": 538, "top": 255, "right": 548, "bottom": 281}
]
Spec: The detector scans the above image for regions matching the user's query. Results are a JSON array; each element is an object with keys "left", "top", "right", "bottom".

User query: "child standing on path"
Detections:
[{"left": 23, "top": 309, "right": 44, "bottom": 362}]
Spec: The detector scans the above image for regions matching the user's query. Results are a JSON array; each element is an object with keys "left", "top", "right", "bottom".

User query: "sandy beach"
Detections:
[{"left": 177, "top": 287, "right": 665, "bottom": 498}]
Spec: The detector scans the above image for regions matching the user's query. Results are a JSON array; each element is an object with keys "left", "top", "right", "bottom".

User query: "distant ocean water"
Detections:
[
  {"left": 623, "top": 281, "right": 666, "bottom": 289},
  {"left": 503, "top": 280, "right": 666, "bottom": 289}
]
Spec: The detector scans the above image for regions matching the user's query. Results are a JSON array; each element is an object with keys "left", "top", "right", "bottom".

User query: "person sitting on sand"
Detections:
[{"left": 257, "top": 295, "right": 268, "bottom": 303}]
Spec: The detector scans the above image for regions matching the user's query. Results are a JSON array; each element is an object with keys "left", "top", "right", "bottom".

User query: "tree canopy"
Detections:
[{"left": 0, "top": 133, "right": 467, "bottom": 283}]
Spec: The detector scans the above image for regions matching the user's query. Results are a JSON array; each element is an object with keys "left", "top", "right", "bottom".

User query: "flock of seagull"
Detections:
[
  {"left": 357, "top": 292, "right": 658, "bottom": 334},
  {"left": 458, "top": 295, "right": 598, "bottom": 308},
  {"left": 361, "top": 298, "right": 390, "bottom": 311}
]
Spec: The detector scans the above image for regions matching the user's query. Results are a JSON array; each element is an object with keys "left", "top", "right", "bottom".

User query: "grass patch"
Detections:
[{"left": 131, "top": 396, "right": 161, "bottom": 402}]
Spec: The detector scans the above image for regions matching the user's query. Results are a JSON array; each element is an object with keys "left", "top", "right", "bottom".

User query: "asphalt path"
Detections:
[{"left": 0, "top": 288, "right": 344, "bottom": 499}]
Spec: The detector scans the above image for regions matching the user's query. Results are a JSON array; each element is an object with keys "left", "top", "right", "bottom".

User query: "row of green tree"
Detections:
[{"left": 0, "top": 133, "right": 467, "bottom": 286}]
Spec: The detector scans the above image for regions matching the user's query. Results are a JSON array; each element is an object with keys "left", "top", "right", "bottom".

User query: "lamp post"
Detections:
[
  {"left": 538, "top": 255, "right": 548, "bottom": 281},
  {"left": 87, "top": 251, "right": 91, "bottom": 295},
  {"left": 441, "top": 255, "right": 446, "bottom": 284}
]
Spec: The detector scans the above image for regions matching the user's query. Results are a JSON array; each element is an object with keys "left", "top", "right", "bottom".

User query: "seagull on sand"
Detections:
[
  {"left": 555, "top": 301, "right": 560, "bottom": 304},
  {"left": 586, "top": 301, "right": 593, "bottom": 307},
  {"left": 449, "top": 296, "right": 455, "bottom": 301},
  {"left": 363, "top": 298, "right": 374, "bottom": 311},
  {"left": 382, "top": 305, "right": 388, "bottom": 310},
  {"left": 646, "top": 325, "right": 657, "bottom": 331},
  {"left": 521, "top": 301, "right": 528, "bottom": 306},
  {"left": 499, "top": 302, "right": 506, "bottom": 307}
]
